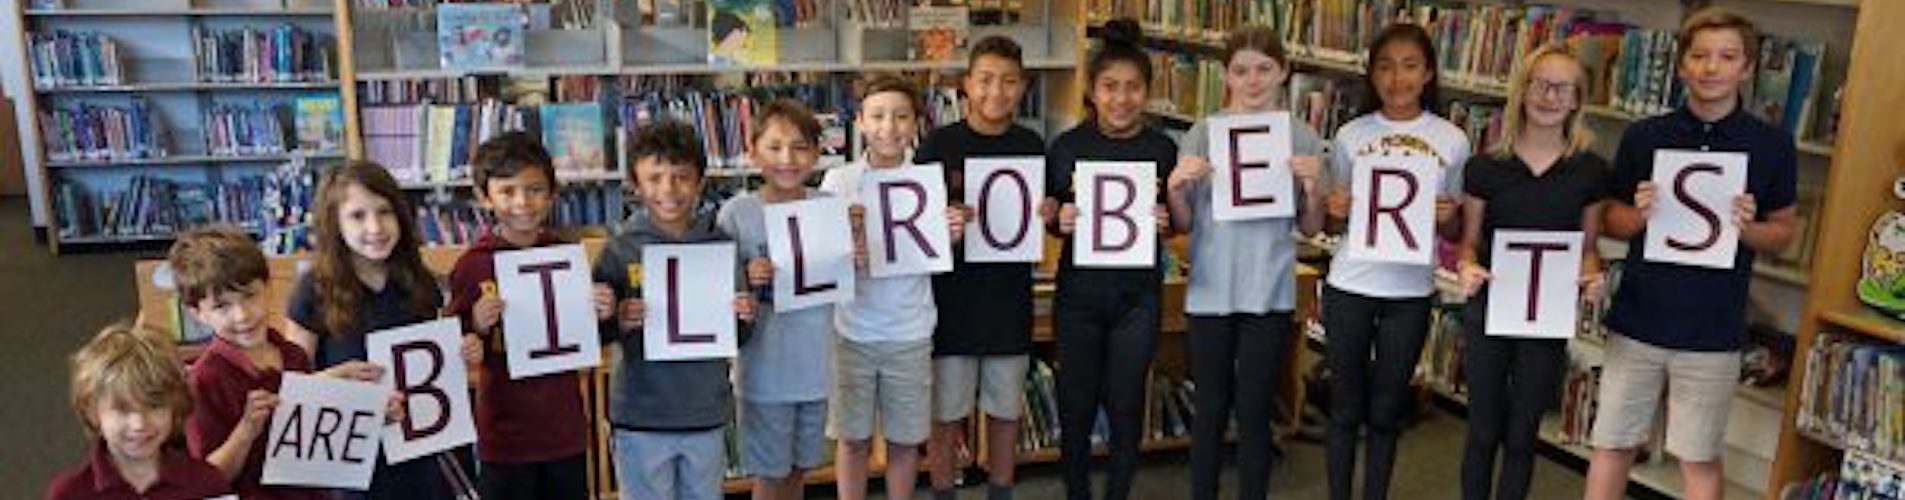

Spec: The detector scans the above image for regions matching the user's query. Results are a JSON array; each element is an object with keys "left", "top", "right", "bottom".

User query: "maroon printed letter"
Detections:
[
  {"left": 665, "top": 257, "right": 715, "bottom": 344},
  {"left": 1229, "top": 126, "right": 1276, "bottom": 206},
  {"left": 518, "top": 261, "right": 581, "bottom": 358},
  {"left": 786, "top": 215, "right": 838, "bottom": 295},
  {"left": 1505, "top": 241, "right": 1571, "bottom": 321},
  {"left": 978, "top": 168, "right": 1033, "bottom": 250},
  {"left": 1667, "top": 164, "right": 1724, "bottom": 251},
  {"left": 1367, "top": 168, "right": 1422, "bottom": 250},
  {"left": 392, "top": 341, "right": 450, "bottom": 440},
  {"left": 1092, "top": 175, "right": 1139, "bottom": 252},
  {"left": 878, "top": 181, "right": 938, "bottom": 262}
]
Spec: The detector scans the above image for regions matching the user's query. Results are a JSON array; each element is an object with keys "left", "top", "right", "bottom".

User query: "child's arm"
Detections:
[
  {"left": 1295, "top": 155, "right": 1326, "bottom": 237},
  {"left": 1457, "top": 194, "right": 1489, "bottom": 297},
  {"left": 204, "top": 390, "right": 277, "bottom": 481},
  {"left": 1580, "top": 200, "right": 1609, "bottom": 302},
  {"left": 1165, "top": 155, "right": 1205, "bottom": 233}
]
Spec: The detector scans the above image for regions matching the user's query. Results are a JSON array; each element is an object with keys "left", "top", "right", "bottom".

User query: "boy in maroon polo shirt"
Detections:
[
  {"left": 46, "top": 322, "right": 230, "bottom": 500},
  {"left": 171, "top": 226, "right": 385, "bottom": 500},
  {"left": 444, "top": 133, "right": 591, "bottom": 499}
]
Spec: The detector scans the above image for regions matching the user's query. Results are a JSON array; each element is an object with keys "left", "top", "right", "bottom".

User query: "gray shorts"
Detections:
[
  {"left": 738, "top": 399, "right": 828, "bottom": 479},
  {"left": 1588, "top": 333, "right": 1742, "bottom": 462},
  {"left": 933, "top": 354, "right": 1030, "bottom": 422},
  {"left": 611, "top": 427, "right": 725, "bottom": 500},
  {"left": 828, "top": 338, "right": 932, "bottom": 445}
]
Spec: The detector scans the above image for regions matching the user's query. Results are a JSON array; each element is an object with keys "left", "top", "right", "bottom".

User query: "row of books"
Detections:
[
  {"left": 358, "top": 77, "right": 485, "bottom": 106},
  {"left": 28, "top": 31, "right": 122, "bottom": 89},
  {"left": 1110, "top": 0, "right": 1279, "bottom": 42},
  {"left": 361, "top": 100, "right": 607, "bottom": 184},
  {"left": 1780, "top": 452, "right": 1905, "bottom": 500},
  {"left": 38, "top": 99, "right": 169, "bottom": 162},
  {"left": 192, "top": 24, "right": 335, "bottom": 84},
  {"left": 1444, "top": 100, "right": 1503, "bottom": 155},
  {"left": 202, "top": 104, "right": 292, "bottom": 157},
  {"left": 1018, "top": 358, "right": 1066, "bottom": 452},
  {"left": 412, "top": 184, "right": 627, "bottom": 245},
  {"left": 620, "top": 85, "right": 857, "bottom": 171},
  {"left": 1554, "top": 364, "right": 1598, "bottom": 446},
  {"left": 53, "top": 175, "right": 266, "bottom": 239},
  {"left": 1797, "top": 331, "right": 1904, "bottom": 463},
  {"left": 1144, "top": 371, "right": 1195, "bottom": 443}
]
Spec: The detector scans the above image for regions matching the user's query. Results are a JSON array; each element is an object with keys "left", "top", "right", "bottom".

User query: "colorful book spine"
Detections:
[
  {"left": 38, "top": 99, "right": 168, "bottom": 161},
  {"left": 54, "top": 175, "right": 267, "bottom": 239},
  {"left": 193, "top": 24, "right": 334, "bottom": 84},
  {"left": 202, "top": 103, "right": 291, "bottom": 157},
  {"left": 29, "top": 30, "right": 123, "bottom": 89}
]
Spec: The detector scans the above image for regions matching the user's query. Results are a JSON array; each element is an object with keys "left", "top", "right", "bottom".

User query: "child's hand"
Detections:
[
  {"left": 239, "top": 390, "right": 279, "bottom": 435},
  {"left": 1039, "top": 197, "right": 1059, "bottom": 223},
  {"left": 1057, "top": 203, "right": 1079, "bottom": 235},
  {"left": 849, "top": 204, "right": 871, "bottom": 270},
  {"left": 1733, "top": 193, "right": 1758, "bottom": 229},
  {"left": 385, "top": 394, "right": 406, "bottom": 425},
  {"left": 1459, "top": 260, "right": 1491, "bottom": 298},
  {"left": 1327, "top": 187, "right": 1350, "bottom": 220},
  {"left": 618, "top": 298, "right": 646, "bottom": 333},
  {"left": 1435, "top": 196, "right": 1460, "bottom": 225},
  {"left": 1154, "top": 204, "right": 1170, "bottom": 233},
  {"left": 592, "top": 283, "right": 615, "bottom": 322},
  {"left": 321, "top": 360, "right": 385, "bottom": 382},
  {"left": 747, "top": 257, "right": 774, "bottom": 287},
  {"left": 1291, "top": 156, "right": 1323, "bottom": 193},
  {"left": 1632, "top": 181, "right": 1657, "bottom": 217},
  {"left": 461, "top": 333, "right": 483, "bottom": 365},
  {"left": 1580, "top": 271, "right": 1606, "bottom": 305},
  {"left": 947, "top": 205, "right": 969, "bottom": 242},
  {"left": 1168, "top": 156, "right": 1210, "bottom": 193},
  {"left": 473, "top": 295, "right": 505, "bottom": 332},
  {"left": 734, "top": 293, "right": 757, "bottom": 322}
]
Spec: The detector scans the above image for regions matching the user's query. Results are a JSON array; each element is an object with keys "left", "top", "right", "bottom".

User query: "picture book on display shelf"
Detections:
[
  {"left": 709, "top": 0, "right": 777, "bottom": 66},
  {"left": 540, "top": 103, "right": 608, "bottom": 173},
  {"left": 296, "top": 96, "right": 345, "bottom": 153},
  {"left": 910, "top": 2, "right": 969, "bottom": 62},
  {"left": 438, "top": 3, "right": 528, "bottom": 70}
]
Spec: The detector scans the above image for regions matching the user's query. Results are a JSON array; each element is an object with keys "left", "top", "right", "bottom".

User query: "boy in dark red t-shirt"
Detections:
[{"left": 46, "top": 322, "right": 230, "bottom": 500}]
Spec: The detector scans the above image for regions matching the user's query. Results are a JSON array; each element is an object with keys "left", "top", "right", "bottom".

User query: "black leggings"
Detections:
[
  {"left": 478, "top": 453, "right": 589, "bottom": 500},
  {"left": 1055, "top": 284, "right": 1160, "bottom": 500},
  {"left": 1188, "top": 313, "right": 1293, "bottom": 500},
  {"left": 1322, "top": 286, "right": 1432, "bottom": 500},
  {"left": 1460, "top": 293, "right": 1567, "bottom": 500}
]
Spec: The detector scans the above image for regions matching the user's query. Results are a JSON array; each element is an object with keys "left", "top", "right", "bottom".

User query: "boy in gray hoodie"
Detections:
[{"left": 591, "top": 119, "right": 757, "bottom": 500}]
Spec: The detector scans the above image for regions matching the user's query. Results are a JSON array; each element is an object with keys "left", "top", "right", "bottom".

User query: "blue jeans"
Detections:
[{"left": 612, "top": 427, "right": 726, "bottom": 500}]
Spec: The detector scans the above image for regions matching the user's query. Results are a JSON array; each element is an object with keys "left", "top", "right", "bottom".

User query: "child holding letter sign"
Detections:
[
  {"left": 443, "top": 133, "right": 589, "bottom": 499},
  {"left": 1587, "top": 8, "right": 1800, "bottom": 500},
  {"left": 914, "top": 36, "right": 1047, "bottom": 500},
  {"left": 1163, "top": 25, "right": 1324, "bottom": 500},
  {"left": 592, "top": 119, "right": 757, "bottom": 500},
  {"left": 45, "top": 323, "right": 232, "bottom": 500},
  {"left": 1044, "top": 19, "right": 1178, "bottom": 500},
  {"left": 172, "top": 227, "right": 390, "bottom": 500},
  {"left": 1320, "top": 23, "right": 1471, "bottom": 500},
  {"left": 283, "top": 161, "right": 480, "bottom": 498},
  {"left": 715, "top": 99, "right": 839, "bottom": 500},
  {"left": 1453, "top": 46, "right": 1610, "bottom": 500}
]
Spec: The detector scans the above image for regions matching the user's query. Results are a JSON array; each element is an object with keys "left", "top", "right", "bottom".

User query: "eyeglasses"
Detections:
[{"left": 1530, "top": 79, "right": 1578, "bottom": 100}]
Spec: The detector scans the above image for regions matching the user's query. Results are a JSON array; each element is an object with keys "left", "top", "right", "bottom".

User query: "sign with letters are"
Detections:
[
  {"left": 643, "top": 243, "right": 739, "bottom": 361},
  {"left": 1208, "top": 112, "right": 1296, "bottom": 221},
  {"left": 1644, "top": 150, "right": 1747, "bottom": 269},
  {"left": 861, "top": 164, "right": 953, "bottom": 277},
  {"left": 1485, "top": 230, "right": 1584, "bottom": 338},
  {"left": 964, "top": 157, "right": 1046, "bottom": 263},
  {"left": 1345, "top": 156, "right": 1440, "bottom": 265},
  {"left": 764, "top": 197, "right": 856, "bottom": 312},
  {"left": 366, "top": 318, "right": 476, "bottom": 464},
  {"left": 495, "top": 244, "right": 602, "bottom": 379},
  {"left": 1073, "top": 161, "right": 1157, "bottom": 268},
  {"left": 261, "top": 373, "right": 387, "bottom": 490}
]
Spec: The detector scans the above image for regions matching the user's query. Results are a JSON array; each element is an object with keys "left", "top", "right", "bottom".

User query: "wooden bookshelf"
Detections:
[{"left": 1769, "top": 0, "right": 1905, "bottom": 497}]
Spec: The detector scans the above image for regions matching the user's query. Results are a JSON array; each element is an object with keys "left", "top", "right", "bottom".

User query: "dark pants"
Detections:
[
  {"left": 1460, "top": 294, "right": 1568, "bottom": 500},
  {"left": 1323, "top": 286, "right": 1432, "bottom": 500},
  {"left": 478, "top": 453, "right": 589, "bottom": 500},
  {"left": 1188, "top": 313, "right": 1293, "bottom": 500},
  {"left": 338, "top": 447, "right": 477, "bottom": 500},
  {"left": 1055, "top": 283, "right": 1160, "bottom": 500}
]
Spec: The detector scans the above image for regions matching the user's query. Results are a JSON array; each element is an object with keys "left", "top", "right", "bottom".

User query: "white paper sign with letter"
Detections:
[
  {"left": 764, "top": 197, "right": 856, "bottom": 312},
  {"left": 643, "top": 242, "right": 739, "bottom": 361},
  {"left": 1485, "top": 230, "right": 1584, "bottom": 338},
  {"left": 261, "top": 373, "right": 388, "bottom": 490},
  {"left": 862, "top": 164, "right": 953, "bottom": 277},
  {"left": 964, "top": 157, "right": 1046, "bottom": 263},
  {"left": 1345, "top": 156, "right": 1440, "bottom": 265},
  {"left": 1073, "top": 161, "right": 1157, "bottom": 268},
  {"left": 366, "top": 318, "right": 476, "bottom": 464},
  {"left": 1644, "top": 150, "right": 1747, "bottom": 269},
  {"left": 494, "top": 244, "right": 602, "bottom": 379},
  {"left": 1208, "top": 112, "right": 1295, "bottom": 221}
]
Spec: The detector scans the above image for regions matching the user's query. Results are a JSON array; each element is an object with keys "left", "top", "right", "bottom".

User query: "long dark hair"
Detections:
[
  {"left": 1359, "top": 23, "right": 1442, "bottom": 116},
  {"left": 1083, "top": 18, "right": 1153, "bottom": 122},
  {"left": 310, "top": 161, "right": 439, "bottom": 337}
]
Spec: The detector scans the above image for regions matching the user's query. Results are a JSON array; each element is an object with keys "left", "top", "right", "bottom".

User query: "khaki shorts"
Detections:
[
  {"left": 933, "top": 355, "right": 1030, "bottom": 423},
  {"left": 1589, "top": 333, "right": 1742, "bottom": 462},
  {"left": 828, "top": 338, "right": 932, "bottom": 445}
]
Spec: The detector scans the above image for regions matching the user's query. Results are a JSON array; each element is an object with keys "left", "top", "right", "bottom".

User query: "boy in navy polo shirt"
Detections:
[{"left": 1585, "top": 8, "right": 1801, "bottom": 500}]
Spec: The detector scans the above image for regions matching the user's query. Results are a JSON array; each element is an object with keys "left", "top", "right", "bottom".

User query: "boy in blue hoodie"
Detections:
[{"left": 591, "top": 119, "right": 758, "bottom": 500}]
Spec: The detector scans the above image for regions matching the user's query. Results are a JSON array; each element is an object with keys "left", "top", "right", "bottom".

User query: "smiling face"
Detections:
[
  {"left": 1677, "top": 28, "right": 1753, "bottom": 108},
  {"left": 1372, "top": 39, "right": 1432, "bottom": 117},
  {"left": 93, "top": 396, "right": 172, "bottom": 464},
  {"left": 477, "top": 169, "right": 555, "bottom": 243},
  {"left": 1091, "top": 60, "right": 1148, "bottom": 136},
  {"left": 1522, "top": 54, "right": 1582, "bottom": 129},
  {"left": 634, "top": 156, "right": 703, "bottom": 228},
  {"left": 857, "top": 90, "right": 919, "bottom": 166},
  {"left": 1225, "top": 49, "right": 1288, "bottom": 111},
  {"left": 964, "top": 54, "right": 1026, "bottom": 129},
  {"left": 189, "top": 281, "right": 270, "bottom": 349},
  {"left": 750, "top": 116, "right": 819, "bottom": 192},
  {"left": 335, "top": 183, "right": 399, "bottom": 264}
]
